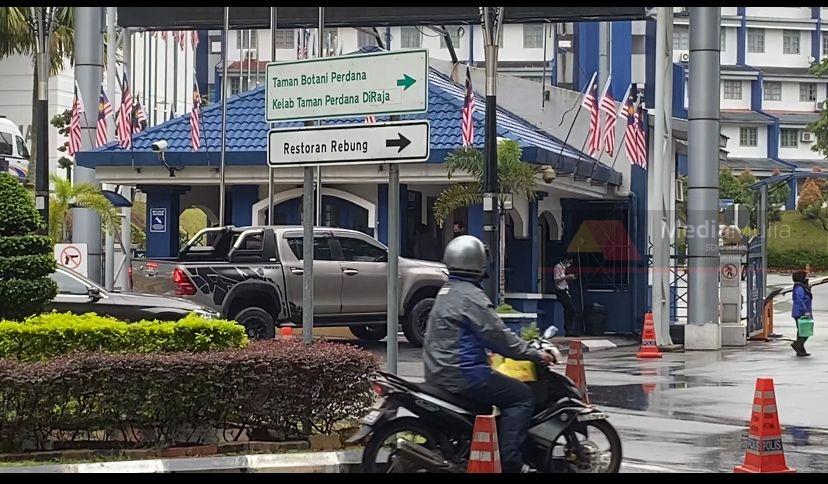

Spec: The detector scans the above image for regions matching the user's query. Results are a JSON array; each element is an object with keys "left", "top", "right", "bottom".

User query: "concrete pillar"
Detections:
[
  {"left": 142, "top": 186, "right": 186, "bottom": 258},
  {"left": 529, "top": 199, "right": 541, "bottom": 293},
  {"left": 685, "top": 7, "right": 722, "bottom": 350},
  {"left": 72, "top": 7, "right": 104, "bottom": 282}
]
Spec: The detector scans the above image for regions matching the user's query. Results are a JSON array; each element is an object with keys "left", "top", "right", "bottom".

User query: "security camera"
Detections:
[{"left": 151, "top": 140, "right": 168, "bottom": 152}]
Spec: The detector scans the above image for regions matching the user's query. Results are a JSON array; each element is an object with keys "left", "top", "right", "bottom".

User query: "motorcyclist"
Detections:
[{"left": 423, "top": 235, "right": 555, "bottom": 473}]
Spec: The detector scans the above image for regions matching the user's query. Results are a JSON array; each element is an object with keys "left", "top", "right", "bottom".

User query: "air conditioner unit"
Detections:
[
  {"left": 679, "top": 52, "right": 690, "bottom": 62},
  {"left": 818, "top": 100, "right": 828, "bottom": 111},
  {"left": 801, "top": 131, "right": 815, "bottom": 143},
  {"left": 210, "top": 41, "right": 221, "bottom": 54}
]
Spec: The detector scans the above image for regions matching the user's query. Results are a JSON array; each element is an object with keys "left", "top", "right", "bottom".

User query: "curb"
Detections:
[{"left": 0, "top": 450, "right": 362, "bottom": 474}]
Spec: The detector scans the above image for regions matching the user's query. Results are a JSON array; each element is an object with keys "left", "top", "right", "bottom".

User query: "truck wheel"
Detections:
[
  {"left": 234, "top": 307, "right": 276, "bottom": 340},
  {"left": 349, "top": 324, "right": 388, "bottom": 341},
  {"left": 403, "top": 298, "right": 434, "bottom": 347}
]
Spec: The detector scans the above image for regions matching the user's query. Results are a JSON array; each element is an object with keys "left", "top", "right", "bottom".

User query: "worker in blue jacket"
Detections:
[{"left": 791, "top": 270, "right": 813, "bottom": 357}]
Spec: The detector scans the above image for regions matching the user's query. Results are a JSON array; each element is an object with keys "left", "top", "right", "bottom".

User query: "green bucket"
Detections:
[{"left": 797, "top": 317, "right": 814, "bottom": 338}]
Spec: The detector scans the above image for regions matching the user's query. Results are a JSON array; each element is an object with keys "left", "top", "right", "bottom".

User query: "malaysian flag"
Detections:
[
  {"left": 190, "top": 80, "right": 202, "bottom": 151},
  {"left": 460, "top": 66, "right": 475, "bottom": 147},
  {"left": 179, "top": 31, "right": 186, "bottom": 50},
  {"left": 599, "top": 78, "right": 618, "bottom": 156},
  {"left": 116, "top": 72, "right": 133, "bottom": 149},
  {"left": 621, "top": 88, "right": 640, "bottom": 166},
  {"left": 634, "top": 98, "right": 648, "bottom": 169},
  {"left": 364, "top": 115, "right": 377, "bottom": 124},
  {"left": 95, "top": 86, "right": 113, "bottom": 148},
  {"left": 581, "top": 73, "right": 601, "bottom": 157},
  {"left": 133, "top": 95, "right": 148, "bottom": 133},
  {"left": 68, "top": 82, "right": 84, "bottom": 156},
  {"left": 298, "top": 29, "right": 310, "bottom": 59},
  {"left": 191, "top": 31, "right": 199, "bottom": 49}
]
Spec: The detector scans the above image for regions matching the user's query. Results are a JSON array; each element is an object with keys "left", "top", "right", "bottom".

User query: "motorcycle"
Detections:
[{"left": 347, "top": 326, "right": 622, "bottom": 473}]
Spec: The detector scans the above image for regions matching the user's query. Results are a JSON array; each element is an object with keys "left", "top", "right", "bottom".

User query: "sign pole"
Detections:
[
  {"left": 387, "top": 115, "right": 401, "bottom": 373},
  {"left": 219, "top": 7, "right": 229, "bottom": 226},
  {"left": 302, "top": 7, "right": 324, "bottom": 345},
  {"left": 268, "top": 7, "right": 277, "bottom": 225}
]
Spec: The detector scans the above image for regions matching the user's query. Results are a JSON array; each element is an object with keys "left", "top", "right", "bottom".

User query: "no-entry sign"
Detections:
[
  {"left": 265, "top": 49, "right": 428, "bottom": 122},
  {"left": 267, "top": 121, "right": 430, "bottom": 168},
  {"left": 54, "top": 243, "right": 88, "bottom": 277}
]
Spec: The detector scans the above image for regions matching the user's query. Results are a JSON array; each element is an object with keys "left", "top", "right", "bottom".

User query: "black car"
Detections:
[{"left": 46, "top": 266, "right": 218, "bottom": 322}]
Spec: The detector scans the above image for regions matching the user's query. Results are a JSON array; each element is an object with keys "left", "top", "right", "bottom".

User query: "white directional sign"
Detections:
[
  {"left": 265, "top": 49, "right": 428, "bottom": 122},
  {"left": 267, "top": 121, "right": 430, "bottom": 168}
]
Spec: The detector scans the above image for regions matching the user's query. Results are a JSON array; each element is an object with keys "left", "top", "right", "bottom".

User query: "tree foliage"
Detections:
[
  {"left": 49, "top": 174, "right": 121, "bottom": 244},
  {"left": 0, "top": 172, "right": 57, "bottom": 320}
]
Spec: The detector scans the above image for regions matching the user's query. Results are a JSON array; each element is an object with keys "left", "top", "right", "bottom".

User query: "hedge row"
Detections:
[
  {"left": 0, "top": 279, "right": 57, "bottom": 321},
  {"left": 0, "top": 254, "right": 55, "bottom": 280},
  {"left": 0, "top": 340, "right": 379, "bottom": 452},
  {"left": 0, "top": 313, "right": 248, "bottom": 361},
  {"left": 768, "top": 247, "right": 828, "bottom": 271}
]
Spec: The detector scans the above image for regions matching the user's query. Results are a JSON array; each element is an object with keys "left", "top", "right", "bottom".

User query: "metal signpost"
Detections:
[{"left": 266, "top": 37, "right": 429, "bottom": 369}]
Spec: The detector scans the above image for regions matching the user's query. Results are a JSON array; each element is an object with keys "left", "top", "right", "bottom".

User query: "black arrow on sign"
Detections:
[{"left": 385, "top": 133, "right": 411, "bottom": 153}]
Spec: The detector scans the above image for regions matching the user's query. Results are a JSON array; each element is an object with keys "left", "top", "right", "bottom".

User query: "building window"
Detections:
[
  {"left": 800, "top": 82, "right": 817, "bottom": 101},
  {"left": 440, "top": 26, "right": 463, "bottom": 48},
  {"left": 824, "top": 34, "right": 828, "bottom": 58},
  {"left": 229, "top": 77, "right": 241, "bottom": 96},
  {"left": 673, "top": 25, "right": 689, "bottom": 50},
  {"left": 747, "top": 28, "right": 764, "bottom": 53},
  {"left": 721, "top": 29, "right": 727, "bottom": 51},
  {"left": 400, "top": 26, "right": 422, "bottom": 48},
  {"left": 783, "top": 30, "right": 800, "bottom": 55},
  {"left": 272, "top": 29, "right": 294, "bottom": 49},
  {"left": 780, "top": 128, "right": 799, "bottom": 148},
  {"left": 357, "top": 29, "right": 379, "bottom": 47},
  {"left": 235, "top": 30, "right": 257, "bottom": 50},
  {"left": 739, "top": 127, "right": 758, "bottom": 147},
  {"left": 723, "top": 80, "right": 742, "bottom": 100},
  {"left": 523, "top": 24, "right": 545, "bottom": 49},
  {"left": 764, "top": 81, "right": 782, "bottom": 101}
]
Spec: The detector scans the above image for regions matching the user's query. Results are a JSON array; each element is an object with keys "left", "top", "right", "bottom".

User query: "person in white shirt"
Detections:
[{"left": 553, "top": 257, "right": 577, "bottom": 335}]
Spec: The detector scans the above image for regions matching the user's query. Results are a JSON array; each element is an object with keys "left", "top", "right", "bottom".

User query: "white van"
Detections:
[{"left": 0, "top": 116, "right": 30, "bottom": 181}]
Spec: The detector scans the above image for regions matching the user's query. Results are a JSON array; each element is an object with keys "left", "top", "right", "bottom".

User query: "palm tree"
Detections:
[
  {"left": 434, "top": 139, "right": 542, "bottom": 304},
  {"left": 0, "top": 7, "right": 74, "bottom": 187},
  {"left": 49, "top": 174, "right": 120, "bottom": 243}
]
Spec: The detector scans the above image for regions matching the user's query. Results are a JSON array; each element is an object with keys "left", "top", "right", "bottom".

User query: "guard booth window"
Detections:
[{"left": 562, "top": 200, "right": 632, "bottom": 292}]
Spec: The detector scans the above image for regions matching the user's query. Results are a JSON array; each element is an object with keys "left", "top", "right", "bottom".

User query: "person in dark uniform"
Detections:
[{"left": 452, "top": 221, "right": 465, "bottom": 238}]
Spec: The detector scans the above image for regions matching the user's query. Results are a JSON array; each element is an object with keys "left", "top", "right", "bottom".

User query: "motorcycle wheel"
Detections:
[
  {"left": 556, "top": 419, "right": 622, "bottom": 473},
  {"left": 361, "top": 418, "right": 448, "bottom": 473}
]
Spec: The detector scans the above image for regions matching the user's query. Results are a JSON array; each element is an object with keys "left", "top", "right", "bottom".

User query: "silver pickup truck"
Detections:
[{"left": 132, "top": 226, "right": 448, "bottom": 346}]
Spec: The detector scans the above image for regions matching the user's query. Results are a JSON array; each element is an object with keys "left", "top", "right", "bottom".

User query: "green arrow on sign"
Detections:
[{"left": 396, "top": 74, "right": 416, "bottom": 91}]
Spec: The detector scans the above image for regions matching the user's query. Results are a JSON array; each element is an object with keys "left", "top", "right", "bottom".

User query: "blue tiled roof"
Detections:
[{"left": 76, "top": 59, "right": 621, "bottom": 186}]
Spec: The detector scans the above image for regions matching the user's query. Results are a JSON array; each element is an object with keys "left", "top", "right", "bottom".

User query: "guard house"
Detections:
[{"left": 76, "top": 57, "right": 647, "bottom": 335}]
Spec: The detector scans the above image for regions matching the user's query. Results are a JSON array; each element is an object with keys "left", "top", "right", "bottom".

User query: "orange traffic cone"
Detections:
[
  {"left": 641, "top": 367, "right": 657, "bottom": 395},
  {"left": 636, "top": 313, "right": 662, "bottom": 359},
  {"left": 467, "top": 414, "right": 502, "bottom": 473},
  {"left": 734, "top": 378, "right": 795, "bottom": 474},
  {"left": 565, "top": 340, "right": 589, "bottom": 403},
  {"left": 279, "top": 326, "right": 294, "bottom": 340}
]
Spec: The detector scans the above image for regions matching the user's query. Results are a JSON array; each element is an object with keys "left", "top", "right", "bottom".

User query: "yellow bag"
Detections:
[{"left": 490, "top": 355, "right": 537, "bottom": 382}]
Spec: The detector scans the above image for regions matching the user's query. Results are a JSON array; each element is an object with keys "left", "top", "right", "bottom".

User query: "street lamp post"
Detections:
[
  {"left": 480, "top": 7, "right": 504, "bottom": 304},
  {"left": 27, "top": 7, "right": 62, "bottom": 234}
]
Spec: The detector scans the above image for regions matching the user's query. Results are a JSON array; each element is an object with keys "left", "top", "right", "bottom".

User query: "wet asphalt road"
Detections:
[{"left": 352, "top": 279, "right": 828, "bottom": 473}]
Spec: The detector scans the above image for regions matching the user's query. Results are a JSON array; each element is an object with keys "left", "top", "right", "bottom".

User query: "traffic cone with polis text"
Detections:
[
  {"left": 636, "top": 313, "right": 662, "bottom": 359},
  {"left": 467, "top": 414, "right": 502, "bottom": 473},
  {"left": 734, "top": 378, "right": 795, "bottom": 473},
  {"left": 565, "top": 340, "right": 589, "bottom": 403}
]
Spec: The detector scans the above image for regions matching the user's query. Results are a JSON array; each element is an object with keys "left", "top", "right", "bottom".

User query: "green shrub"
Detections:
[
  {"left": 767, "top": 247, "right": 828, "bottom": 271},
  {"left": 0, "top": 173, "right": 57, "bottom": 320},
  {"left": 0, "top": 340, "right": 379, "bottom": 452},
  {"left": 0, "top": 312, "right": 248, "bottom": 361}
]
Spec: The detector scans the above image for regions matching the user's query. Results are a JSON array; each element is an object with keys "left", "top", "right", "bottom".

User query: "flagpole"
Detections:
[
  {"left": 556, "top": 71, "right": 595, "bottom": 167},
  {"left": 268, "top": 7, "right": 277, "bottom": 225},
  {"left": 609, "top": 83, "right": 634, "bottom": 171}
]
